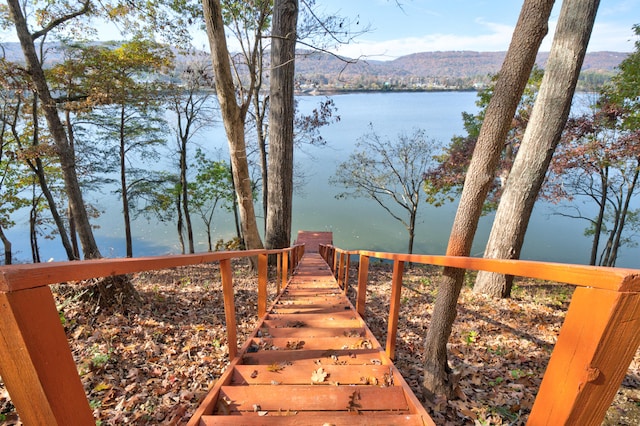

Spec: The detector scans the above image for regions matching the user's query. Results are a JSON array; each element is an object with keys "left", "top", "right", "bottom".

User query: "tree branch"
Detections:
[{"left": 31, "top": 0, "right": 91, "bottom": 41}]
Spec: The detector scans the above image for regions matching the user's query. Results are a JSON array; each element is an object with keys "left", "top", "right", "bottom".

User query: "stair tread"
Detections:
[
  {"left": 232, "top": 363, "right": 398, "bottom": 385},
  {"left": 199, "top": 413, "right": 427, "bottom": 425},
  {"left": 216, "top": 385, "right": 410, "bottom": 412}
]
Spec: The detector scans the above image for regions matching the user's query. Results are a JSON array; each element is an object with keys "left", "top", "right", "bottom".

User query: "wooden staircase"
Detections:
[{"left": 188, "top": 233, "right": 434, "bottom": 425}]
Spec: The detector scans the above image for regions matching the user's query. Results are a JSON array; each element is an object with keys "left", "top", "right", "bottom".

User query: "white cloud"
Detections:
[
  {"left": 330, "top": 19, "right": 517, "bottom": 60},
  {"left": 330, "top": 16, "right": 635, "bottom": 61}
]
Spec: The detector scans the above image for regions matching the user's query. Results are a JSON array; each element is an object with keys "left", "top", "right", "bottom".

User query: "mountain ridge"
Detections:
[
  {"left": 296, "top": 50, "right": 626, "bottom": 75},
  {"left": 294, "top": 50, "right": 626, "bottom": 91},
  {"left": 1, "top": 41, "right": 626, "bottom": 90}
]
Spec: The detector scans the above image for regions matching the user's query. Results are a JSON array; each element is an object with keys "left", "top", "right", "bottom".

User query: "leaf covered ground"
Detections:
[{"left": 1, "top": 260, "right": 639, "bottom": 425}]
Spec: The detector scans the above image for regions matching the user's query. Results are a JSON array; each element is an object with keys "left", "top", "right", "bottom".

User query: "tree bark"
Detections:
[
  {"left": 474, "top": 0, "right": 599, "bottom": 298},
  {"left": 65, "top": 109, "right": 81, "bottom": 259},
  {"left": 180, "top": 135, "right": 195, "bottom": 253},
  {"left": 120, "top": 106, "right": 133, "bottom": 258},
  {"left": 608, "top": 166, "right": 639, "bottom": 266},
  {"left": 176, "top": 191, "right": 185, "bottom": 254},
  {"left": 590, "top": 170, "right": 609, "bottom": 264},
  {"left": 7, "top": 0, "right": 101, "bottom": 260},
  {"left": 422, "top": 0, "right": 554, "bottom": 400},
  {"left": 20, "top": 95, "right": 77, "bottom": 260},
  {"left": 202, "top": 0, "right": 264, "bottom": 253},
  {"left": 8, "top": 0, "right": 139, "bottom": 307},
  {"left": 0, "top": 225, "right": 12, "bottom": 265},
  {"left": 266, "top": 0, "right": 298, "bottom": 250}
]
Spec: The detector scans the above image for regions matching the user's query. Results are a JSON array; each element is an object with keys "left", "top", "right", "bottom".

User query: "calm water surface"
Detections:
[{"left": 8, "top": 91, "right": 640, "bottom": 268}]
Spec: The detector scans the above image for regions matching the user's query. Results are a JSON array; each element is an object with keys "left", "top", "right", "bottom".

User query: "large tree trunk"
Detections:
[
  {"left": 266, "top": 0, "right": 298, "bottom": 250},
  {"left": 28, "top": 87, "right": 77, "bottom": 260},
  {"left": 422, "top": 0, "right": 554, "bottom": 401},
  {"left": 474, "top": 0, "right": 599, "bottom": 298},
  {"left": 203, "top": 0, "right": 264, "bottom": 253},
  {"left": 255, "top": 95, "right": 269, "bottom": 231},
  {"left": 8, "top": 0, "right": 138, "bottom": 306},
  {"left": 7, "top": 0, "right": 101, "bottom": 260}
]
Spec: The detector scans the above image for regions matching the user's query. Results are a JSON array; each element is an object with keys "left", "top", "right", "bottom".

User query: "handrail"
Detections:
[
  {"left": 319, "top": 244, "right": 640, "bottom": 426},
  {"left": 0, "top": 244, "right": 304, "bottom": 426}
]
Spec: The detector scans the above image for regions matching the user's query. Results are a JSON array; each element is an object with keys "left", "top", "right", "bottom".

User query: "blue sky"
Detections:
[
  {"left": 4, "top": 1, "right": 638, "bottom": 60},
  {"left": 311, "top": 0, "right": 639, "bottom": 60}
]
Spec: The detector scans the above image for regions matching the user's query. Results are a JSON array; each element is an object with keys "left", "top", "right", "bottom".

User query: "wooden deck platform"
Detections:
[
  {"left": 188, "top": 251, "right": 434, "bottom": 425},
  {"left": 294, "top": 230, "right": 333, "bottom": 253}
]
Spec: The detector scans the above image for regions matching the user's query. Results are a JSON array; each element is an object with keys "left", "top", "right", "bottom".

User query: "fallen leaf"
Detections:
[
  {"left": 286, "top": 340, "right": 305, "bottom": 350},
  {"left": 93, "top": 382, "right": 111, "bottom": 392},
  {"left": 267, "top": 363, "right": 285, "bottom": 373},
  {"left": 311, "top": 367, "right": 328, "bottom": 383}
]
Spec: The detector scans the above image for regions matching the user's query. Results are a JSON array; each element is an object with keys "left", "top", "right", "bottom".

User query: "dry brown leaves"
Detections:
[{"left": 1, "top": 261, "right": 639, "bottom": 425}]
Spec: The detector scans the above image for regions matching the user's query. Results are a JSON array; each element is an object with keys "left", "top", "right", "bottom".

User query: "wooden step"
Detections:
[
  {"left": 263, "top": 318, "right": 362, "bottom": 328},
  {"left": 242, "top": 348, "right": 386, "bottom": 365},
  {"left": 260, "top": 326, "right": 366, "bottom": 338},
  {"left": 199, "top": 413, "right": 426, "bottom": 425},
  {"left": 188, "top": 251, "right": 433, "bottom": 426},
  {"left": 232, "top": 364, "right": 399, "bottom": 386},
  {"left": 216, "top": 385, "right": 410, "bottom": 412},
  {"left": 247, "top": 336, "right": 377, "bottom": 351}
]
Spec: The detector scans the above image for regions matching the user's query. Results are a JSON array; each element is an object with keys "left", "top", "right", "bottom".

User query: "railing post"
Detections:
[
  {"left": 281, "top": 250, "right": 289, "bottom": 290},
  {"left": 337, "top": 251, "right": 346, "bottom": 290},
  {"left": 276, "top": 253, "right": 282, "bottom": 293},
  {"left": 219, "top": 259, "right": 238, "bottom": 360},
  {"left": 528, "top": 286, "right": 640, "bottom": 425},
  {"left": 386, "top": 259, "right": 404, "bottom": 360},
  {"left": 0, "top": 287, "right": 94, "bottom": 425},
  {"left": 356, "top": 254, "right": 370, "bottom": 318},
  {"left": 257, "top": 253, "right": 268, "bottom": 318},
  {"left": 291, "top": 247, "right": 298, "bottom": 270},
  {"left": 344, "top": 253, "right": 351, "bottom": 295},
  {"left": 331, "top": 247, "right": 337, "bottom": 274}
]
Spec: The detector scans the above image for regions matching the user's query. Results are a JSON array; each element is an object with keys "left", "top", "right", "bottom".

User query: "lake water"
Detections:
[{"left": 7, "top": 91, "right": 640, "bottom": 268}]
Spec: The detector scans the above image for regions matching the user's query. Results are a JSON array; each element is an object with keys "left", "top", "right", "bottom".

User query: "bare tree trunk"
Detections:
[
  {"left": 29, "top": 197, "right": 40, "bottom": 263},
  {"left": 8, "top": 0, "right": 139, "bottom": 307},
  {"left": 474, "top": 0, "right": 599, "bottom": 298},
  {"left": 266, "top": 0, "right": 298, "bottom": 251},
  {"left": 180, "top": 136, "right": 195, "bottom": 253},
  {"left": 255, "top": 95, "right": 269, "bottom": 230},
  {"left": 0, "top": 225, "right": 12, "bottom": 265},
  {"left": 607, "top": 165, "right": 638, "bottom": 266},
  {"left": 119, "top": 106, "right": 134, "bottom": 258},
  {"left": 203, "top": 0, "right": 264, "bottom": 254},
  {"left": 228, "top": 161, "right": 243, "bottom": 243},
  {"left": 590, "top": 170, "right": 609, "bottom": 264},
  {"left": 422, "top": 0, "right": 554, "bottom": 400},
  {"left": 7, "top": 0, "right": 101, "bottom": 260},
  {"left": 65, "top": 110, "right": 80, "bottom": 259},
  {"left": 176, "top": 191, "right": 185, "bottom": 254},
  {"left": 26, "top": 96, "right": 80, "bottom": 263},
  {"left": 408, "top": 205, "right": 417, "bottom": 254}
]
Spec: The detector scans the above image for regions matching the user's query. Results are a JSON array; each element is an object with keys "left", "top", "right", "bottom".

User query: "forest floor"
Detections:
[{"left": 1, "top": 260, "right": 639, "bottom": 425}]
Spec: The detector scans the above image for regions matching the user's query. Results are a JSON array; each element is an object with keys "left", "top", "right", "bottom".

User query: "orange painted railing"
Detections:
[
  {"left": 0, "top": 245, "right": 304, "bottom": 426},
  {"left": 319, "top": 244, "right": 640, "bottom": 426}
]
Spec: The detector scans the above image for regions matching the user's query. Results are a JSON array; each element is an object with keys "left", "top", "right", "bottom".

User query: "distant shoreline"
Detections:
[{"left": 295, "top": 87, "right": 479, "bottom": 96}]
